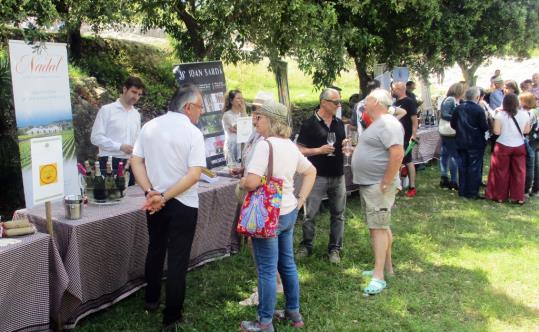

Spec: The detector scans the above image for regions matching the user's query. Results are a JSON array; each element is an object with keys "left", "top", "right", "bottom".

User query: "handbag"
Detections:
[
  {"left": 438, "top": 118, "right": 456, "bottom": 136},
  {"left": 236, "top": 140, "right": 283, "bottom": 238},
  {"left": 438, "top": 97, "right": 456, "bottom": 137}
]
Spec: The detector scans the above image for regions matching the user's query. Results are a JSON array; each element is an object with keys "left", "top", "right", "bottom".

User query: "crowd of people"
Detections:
[
  {"left": 439, "top": 72, "right": 539, "bottom": 202},
  {"left": 90, "top": 71, "right": 539, "bottom": 331}
]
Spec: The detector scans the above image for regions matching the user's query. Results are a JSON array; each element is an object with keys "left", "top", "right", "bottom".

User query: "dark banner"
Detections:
[{"left": 174, "top": 61, "right": 226, "bottom": 168}]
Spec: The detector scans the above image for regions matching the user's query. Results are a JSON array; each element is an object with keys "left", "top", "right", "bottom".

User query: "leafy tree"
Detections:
[
  {"left": 293, "top": 0, "right": 441, "bottom": 95},
  {"left": 51, "top": 0, "right": 137, "bottom": 59},
  {"left": 436, "top": 0, "right": 539, "bottom": 85}
]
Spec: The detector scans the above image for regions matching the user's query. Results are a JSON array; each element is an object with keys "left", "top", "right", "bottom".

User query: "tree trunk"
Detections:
[
  {"left": 353, "top": 56, "right": 369, "bottom": 98},
  {"left": 67, "top": 22, "right": 82, "bottom": 60},
  {"left": 458, "top": 62, "right": 481, "bottom": 87},
  {"left": 269, "top": 58, "right": 291, "bottom": 109}
]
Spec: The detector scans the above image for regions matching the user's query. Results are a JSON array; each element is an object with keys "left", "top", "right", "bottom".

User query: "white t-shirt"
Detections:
[
  {"left": 247, "top": 137, "right": 313, "bottom": 215},
  {"left": 133, "top": 112, "right": 206, "bottom": 208},
  {"left": 495, "top": 110, "right": 529, "bottom": 147}
]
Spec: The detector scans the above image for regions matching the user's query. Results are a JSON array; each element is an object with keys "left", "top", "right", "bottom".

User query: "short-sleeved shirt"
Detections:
[
  {"left": 394, "top": 97, "right": 417, "bottom": 142},
  {"left": 352, "top": 114, "right": 404, "bottom": 185},
  {"left": 247, "top": 137, "right": 312, "bottom": 215},
  {"left": 133, "top": 112, "right": 206, "bottom": 208},
  {"left": 296, "top": 111, "right": 346, "bottom": 177},
  {"left": 495, "top": 110, "right": 529, "bottom": 147},
  {"left": 489, "top": 89, "right": 504, "bottom": 110}
]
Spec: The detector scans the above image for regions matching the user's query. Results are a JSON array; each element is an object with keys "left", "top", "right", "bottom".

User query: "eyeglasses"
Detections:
[
  {"left": 323, "top": 99, "right": 342, "bottom": 106},
  {"left": 189, "top": 103, "right": 204, "bottom": 111}
]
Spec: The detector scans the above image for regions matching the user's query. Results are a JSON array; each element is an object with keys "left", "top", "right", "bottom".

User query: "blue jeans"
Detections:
[
  {"left": 252, "top": 210, "right": 300, "bottom": 324},
  {"left": 457, "top": 148, "right": 485, "bottom": 198},
  {"left": 440, "top": 136, "right": 459, "bottom": 183},
  {"left": 301, "top": 175, "right": 346, "bottom": 252}
]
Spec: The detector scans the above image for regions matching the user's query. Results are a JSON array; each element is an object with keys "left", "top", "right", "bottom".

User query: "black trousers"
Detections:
[
  {"left": 144, "top": 198, "right": 198, "bottom": 325},
  {"left": 98, "top": 156, "right": 135, "bottom": 186}
]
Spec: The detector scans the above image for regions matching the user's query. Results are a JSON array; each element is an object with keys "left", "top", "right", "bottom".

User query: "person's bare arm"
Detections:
[{"left": 381, "top": 144, "right": 404, "bottom": 192}]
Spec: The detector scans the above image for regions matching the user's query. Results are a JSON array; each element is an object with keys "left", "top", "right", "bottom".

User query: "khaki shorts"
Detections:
[{"left": 360, "top": 183, "right": 397, "bottom": 229}]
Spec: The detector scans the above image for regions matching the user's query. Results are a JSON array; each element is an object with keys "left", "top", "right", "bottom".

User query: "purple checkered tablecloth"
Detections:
[
  {"left": 0, "top": 232, "right": 50, "bottom": 332},
  {"left": 412, "top": 126, "right": 441, "bottom": 164},
  {"left": 14, "top": 177, "right": 239, "bottom": 329}
]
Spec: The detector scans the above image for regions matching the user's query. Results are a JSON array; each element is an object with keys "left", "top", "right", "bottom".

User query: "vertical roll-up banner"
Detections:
[
  {"left": 8, "top": 40, "right": 79, "bottom": 208},
  {"left": 174, "top": 61, "right": 227, "bottom": 168}
]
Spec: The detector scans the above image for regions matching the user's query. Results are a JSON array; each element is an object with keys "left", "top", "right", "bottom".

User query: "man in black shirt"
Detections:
[
  {"left": 296, "top": 88, "right": 347, "bottom": 263},
  {"left": 393, "top": 82, "right": 418, "bottom": 197}
]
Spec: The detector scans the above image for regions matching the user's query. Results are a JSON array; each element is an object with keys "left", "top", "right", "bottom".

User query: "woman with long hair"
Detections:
[
  {"left": 486, "top": 93, "right": 531, "bottom": 204},
  {"left": 239, "top": 100, "right": 316, "bottom": 332},
  {"left": 439, "top": 82, "right": 465, "bottom": 190},
  {"left": 222, "top": 89, "right": 247, "bottom": 164}
]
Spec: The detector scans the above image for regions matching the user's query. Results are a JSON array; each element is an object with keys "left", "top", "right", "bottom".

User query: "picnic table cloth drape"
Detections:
[
  {"left": 0, "top": 232, "right": 50, "bottom": 332},
  {"left": 14, "top": 177, "right": 240, "bottom": 329},
  {"left": 412, "top": 126, "right": 441, "bottom": 164}
]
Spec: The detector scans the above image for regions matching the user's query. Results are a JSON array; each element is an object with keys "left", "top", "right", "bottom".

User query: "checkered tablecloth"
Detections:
[
  {"left": 412, "top": 126, "right": 441, "bottom": 164},
  {"left": 14, "top": 177, "right": 239, "bottom": 329},
  {"left": 0, "top": 232, "right": 50, "bottom": 332}
]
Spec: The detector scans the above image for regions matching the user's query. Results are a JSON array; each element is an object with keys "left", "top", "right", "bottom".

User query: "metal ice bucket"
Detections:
[{"left": 64, "top": 195, "right": 83, "bottom": 220}]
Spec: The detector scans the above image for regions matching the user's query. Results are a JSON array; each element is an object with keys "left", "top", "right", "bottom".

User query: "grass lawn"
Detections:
[{"left": 77, "top": 161, "right": 539, "bottom": 331}]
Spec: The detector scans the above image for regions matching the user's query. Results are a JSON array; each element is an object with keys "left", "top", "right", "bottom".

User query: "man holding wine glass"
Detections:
[{"left": 296, "top": 87, "right": 347, "bottom": 264}]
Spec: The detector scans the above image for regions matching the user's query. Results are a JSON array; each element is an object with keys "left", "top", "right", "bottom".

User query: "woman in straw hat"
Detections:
[{"left": 239, "top": 100, "right": 316, "bottom": 332}]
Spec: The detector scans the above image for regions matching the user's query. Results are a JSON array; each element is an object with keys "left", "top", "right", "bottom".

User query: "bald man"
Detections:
[{"left": 392, "top": 82, "right": 418, "bottom": 197}]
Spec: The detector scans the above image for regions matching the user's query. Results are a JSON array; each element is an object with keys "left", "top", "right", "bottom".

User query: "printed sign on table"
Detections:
[
  {"left": 31, "top": 136, "right": 64, "bottom": 204},
  {"left": 174, "top": 61, "right": 227, "bottom": 168},
  {"left": 236, "top": 117, "right": 253, "bottom": 144},
  {"left": 8, "top": 40, "right": 78, "bottom": 208}
]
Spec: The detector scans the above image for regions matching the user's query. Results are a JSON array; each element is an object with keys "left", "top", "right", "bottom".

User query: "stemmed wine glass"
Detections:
[{"left": 327, "top": 132, "right": 336, "bottom": 156}]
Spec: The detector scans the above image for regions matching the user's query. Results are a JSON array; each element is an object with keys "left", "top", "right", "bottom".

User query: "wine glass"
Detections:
[{"left": 327, "top": 132, "right": 336, "bottom": 156}]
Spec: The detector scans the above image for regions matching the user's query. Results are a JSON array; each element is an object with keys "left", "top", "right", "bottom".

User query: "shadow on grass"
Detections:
[
  {"left": 77, "top": 164, "right": 538, "bottom": 331},
  {"left": 290, "top": 206, "right": 538, "bottom": 331}
]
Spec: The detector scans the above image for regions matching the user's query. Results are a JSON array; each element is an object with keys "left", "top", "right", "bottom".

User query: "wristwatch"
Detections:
[{"left": 144, "top": 188, "right": 155, "bottom": 197}]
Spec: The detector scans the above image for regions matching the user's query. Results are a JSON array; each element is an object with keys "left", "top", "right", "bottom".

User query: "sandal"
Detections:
[{"left": 363, "top": 278, "right": 386, "bottom": 295}]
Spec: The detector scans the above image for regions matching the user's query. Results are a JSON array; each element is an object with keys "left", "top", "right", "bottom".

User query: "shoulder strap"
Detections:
[
  {"left": 510, "top": 113, "right": 524, "bottom": 138},
  {"left": 265, "top": 139, "right": 274, "bottom": 178}
]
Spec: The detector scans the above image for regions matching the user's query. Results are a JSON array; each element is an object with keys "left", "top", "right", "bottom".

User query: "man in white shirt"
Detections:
[
  {"left": 130, "top": 84, "right": 206, "bottom": 332},
  {"left": 90, "top": 76, "right": 145, "bottom": 184}
]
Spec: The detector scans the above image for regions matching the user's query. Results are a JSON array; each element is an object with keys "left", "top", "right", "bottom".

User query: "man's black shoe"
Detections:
[{"left": 144, "top": 301, "right": 160, "bottom": 312}]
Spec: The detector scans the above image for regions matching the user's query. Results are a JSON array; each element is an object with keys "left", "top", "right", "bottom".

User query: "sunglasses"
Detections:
[
  {"left": 253, "top": 114, "right": 265, "bottom": 121},
  {"left": 324, "top": 99, "right": 342, "bottom": 106}
]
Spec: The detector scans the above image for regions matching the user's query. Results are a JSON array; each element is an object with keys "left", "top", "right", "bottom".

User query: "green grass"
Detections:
[
  {"left": 224, "top": 58, "right": 359, "bottom": 108},
  {"left": 77, "top": 163, "right": 539, "bottom": 331}
]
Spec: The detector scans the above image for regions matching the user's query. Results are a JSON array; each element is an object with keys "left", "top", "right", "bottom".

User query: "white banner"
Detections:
[{"left": 9, "top": 40, "right": 78, "bottom": 208}]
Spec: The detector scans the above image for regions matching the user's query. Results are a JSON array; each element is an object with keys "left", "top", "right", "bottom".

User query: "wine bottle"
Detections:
[
  {"left": 93, "top": 161, "right": 106, "bottom": 203},
  {"left": 123, "top": 160, "right": 131, "bottom": 188},
  {"left": 116, "top": 161, "right": 126, "bottom": 197},
  {"left": 84, "top": 160, "right": 94, "bottom": 202},
  {"left": 105, "top": 159, "right": 117, "bottom": 200}
]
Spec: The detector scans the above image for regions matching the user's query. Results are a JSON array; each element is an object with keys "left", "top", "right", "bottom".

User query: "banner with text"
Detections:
[
  {"left": 9, "top": 40, "right": 79, "bottom": 208},
  {"left": 174, "top": 61, "right": 227, "bottom": 168}
]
